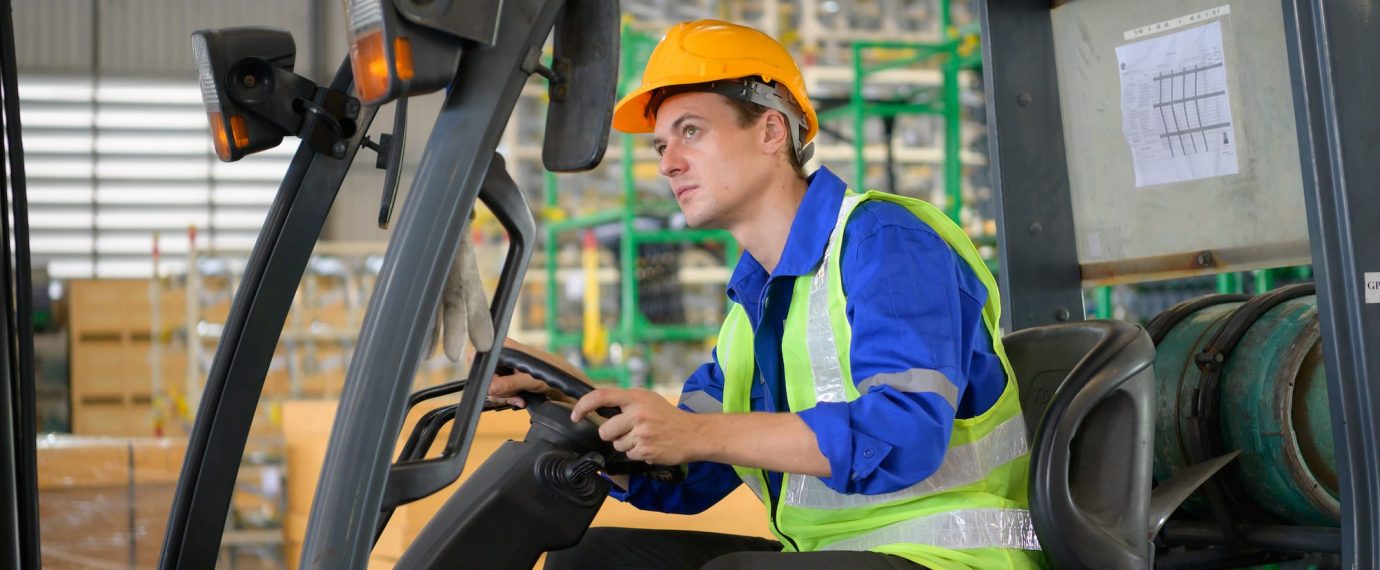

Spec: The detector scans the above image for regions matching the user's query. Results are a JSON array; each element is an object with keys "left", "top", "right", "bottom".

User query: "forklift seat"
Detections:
[{"left": 1003, "top": 320, "right": 1157, "bottom": 569}]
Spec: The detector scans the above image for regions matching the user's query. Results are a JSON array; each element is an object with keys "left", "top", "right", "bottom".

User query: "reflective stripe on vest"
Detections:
[
  {"left": 857, "top": 369, "right": 961, "bottom": 409},
  {"left": 743, "top": 473, "right": 765, "bottom": 503},
  {"left": 784, "top": 413, "right": 1029, "bottom": 509},
  {"left": 678, "top": 390, "right": 723, "bottom": 414},
  {"left": 803, "top": 194, "right": 864, "bottom": 404},
  {"left": 819, "top": 508, "right": 1042, "bottom": 552}
]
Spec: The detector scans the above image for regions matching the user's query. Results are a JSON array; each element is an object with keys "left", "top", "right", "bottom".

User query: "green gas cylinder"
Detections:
[{"left": 1152, "top": 294, "right": 1338, "bottom": 526}]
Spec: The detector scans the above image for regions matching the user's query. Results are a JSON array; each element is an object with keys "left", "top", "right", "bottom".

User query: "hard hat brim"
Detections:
[
  {"left": 612, "top": 85, "right": 658, "bottom": 134},
  {"left": 612, "top": 77, "right": 819, "bottom": 143}
]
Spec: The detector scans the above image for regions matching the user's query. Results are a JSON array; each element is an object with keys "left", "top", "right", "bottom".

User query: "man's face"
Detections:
[{"left": 651, "top": 92, "right": 770, "bottom": 230}]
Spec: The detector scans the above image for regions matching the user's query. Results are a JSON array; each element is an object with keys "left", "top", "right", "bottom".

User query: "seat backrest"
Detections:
[{"left": 1002, "top": 321, "right": 1157, "bottom": 569}]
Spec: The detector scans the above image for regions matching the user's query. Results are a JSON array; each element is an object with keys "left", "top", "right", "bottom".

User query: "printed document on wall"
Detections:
[{"left": 1117, "top": 20, "right": 1238, "bottom": 188}]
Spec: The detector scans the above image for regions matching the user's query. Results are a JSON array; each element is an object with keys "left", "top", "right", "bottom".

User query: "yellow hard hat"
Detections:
[{"left": 613, "top": 20, "right": 818, "bottom": 152}]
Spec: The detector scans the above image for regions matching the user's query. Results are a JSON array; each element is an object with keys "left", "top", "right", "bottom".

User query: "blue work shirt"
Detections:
[{"left": 610, "top": 166, "right": 1008, "bottom": 515}]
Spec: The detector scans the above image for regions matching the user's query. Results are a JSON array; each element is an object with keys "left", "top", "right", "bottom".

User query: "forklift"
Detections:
[{"left": 0, "top": 0, "right": 1377, "bottom": 568}]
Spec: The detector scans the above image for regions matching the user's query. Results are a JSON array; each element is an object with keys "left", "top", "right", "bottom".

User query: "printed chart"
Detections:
[{"left": 1117, "top": 20, "right": 1239, "bottom": 188}]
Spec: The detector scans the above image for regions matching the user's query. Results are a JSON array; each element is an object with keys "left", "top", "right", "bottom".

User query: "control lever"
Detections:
[
  {"left": 535, "top": 451, "right": 607, "bottom": 507},
  {"left": 360, "top": 97, "right": 408, "bottom": 228}
]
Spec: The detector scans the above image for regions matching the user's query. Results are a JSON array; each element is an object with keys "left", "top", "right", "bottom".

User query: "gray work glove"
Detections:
[{"left": 430, "top": 226, "right": 495, "bottom": 361}]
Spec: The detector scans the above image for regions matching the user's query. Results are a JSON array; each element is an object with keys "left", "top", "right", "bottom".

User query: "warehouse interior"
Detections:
[{"left": 0, "top": 0, "right": 1376, "bottom": 568}]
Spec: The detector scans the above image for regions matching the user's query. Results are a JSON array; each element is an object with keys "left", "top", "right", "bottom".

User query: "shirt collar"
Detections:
[{"left": 726, "top": 166, "right": 848, "bottom": 303}]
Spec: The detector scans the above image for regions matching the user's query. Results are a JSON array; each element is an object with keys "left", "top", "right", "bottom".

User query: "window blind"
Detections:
[{"left": 18, "top": 74, "right": 291, "bottom": 279}]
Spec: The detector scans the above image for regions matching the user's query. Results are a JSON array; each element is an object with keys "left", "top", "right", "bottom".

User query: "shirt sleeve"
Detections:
[
  {"left": 607, "top": 349, "right": 744, "bottom": 514},
  {"left": 795, "top": 203, "right": 974, "bottom": 495}
]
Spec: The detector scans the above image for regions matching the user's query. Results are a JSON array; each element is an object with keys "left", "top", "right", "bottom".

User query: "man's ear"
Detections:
[{"left": 760, "top": 110, "right": 791, "bottom": 157}]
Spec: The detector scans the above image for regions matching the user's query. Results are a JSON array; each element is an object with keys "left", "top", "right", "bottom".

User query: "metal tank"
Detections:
[{"left": 1151, "top": 290, "right": 1338, "bottom": 527}]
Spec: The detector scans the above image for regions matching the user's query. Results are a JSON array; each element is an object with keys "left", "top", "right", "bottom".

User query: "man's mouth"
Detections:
[{"left": 673, "top": 184, "right": 697, "bottom": 200}]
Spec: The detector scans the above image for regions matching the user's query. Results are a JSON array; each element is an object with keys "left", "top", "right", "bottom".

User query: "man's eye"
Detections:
[
  {"left": 684, "top": 126, "right": 698, "bottom": 138},
  {"left": 655, "top": 144, "right": 666, "bottom": 156}
]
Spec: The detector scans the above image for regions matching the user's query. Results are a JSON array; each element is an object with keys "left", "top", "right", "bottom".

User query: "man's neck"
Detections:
[{"left": 728, "top": 172, "right": 809, "bottom": 275}]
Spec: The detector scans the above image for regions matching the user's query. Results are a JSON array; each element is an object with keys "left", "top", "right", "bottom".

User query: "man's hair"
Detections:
[{"left": 721, "top": 96, "right": 809, "bottom": 181}]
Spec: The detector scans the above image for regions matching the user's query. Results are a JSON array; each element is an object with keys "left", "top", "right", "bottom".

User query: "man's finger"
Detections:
[
  {"left": 612, "top": 434, "right": 636, "bottom": 454},
  {"left": 486, "top": 375, "right": 515, "bottom": 396},
  {"left": 596, "top": 412, "right": 635, "bottom": 443},
  {"left": 570, "top": 388, "right": 629, "bottom": 422},
  {"left": 488, "top": 373, "right": 548, "bottom": 398}
]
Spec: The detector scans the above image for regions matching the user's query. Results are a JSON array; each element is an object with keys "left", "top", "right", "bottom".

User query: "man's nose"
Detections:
[{"left": 659, "top": 142, "right": 686, "bottom": 178}]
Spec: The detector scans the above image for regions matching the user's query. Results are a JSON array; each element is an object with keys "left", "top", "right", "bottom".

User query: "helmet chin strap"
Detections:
[
  {"left": 648, "top": 79, "right": 814, "bottom": 165},
  {"left": 734, "top": 80, "right": 813, "bottom": 165}
]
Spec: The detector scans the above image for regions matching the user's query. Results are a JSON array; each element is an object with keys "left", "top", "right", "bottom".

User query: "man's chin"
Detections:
[
  {"left": 680, "top": 206, "right": 728, "bottom": 230},
  {"left": 681, "top": 214, "right": 719, "bottom": 230}
]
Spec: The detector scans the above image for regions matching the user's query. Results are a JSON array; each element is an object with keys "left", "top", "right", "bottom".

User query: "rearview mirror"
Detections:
[{"left": 541, "top": 0, "right": 620, "bottom": 172}]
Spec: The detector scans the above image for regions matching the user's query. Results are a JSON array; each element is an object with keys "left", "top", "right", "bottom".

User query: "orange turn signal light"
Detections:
[
  {"left": 393, "top": 37, "right": 414, "bottom": 81},
  {"left": 350, "top": 30, "right": 390, "bottom": 103},
  {"left": 208, "top": 111, "right": 231, "bottom": 161},
  {"left": 229, "top": 115, "right": 249, "bottom": 149},
  {"left": 349, "top": 29, "right": 416, "bottom": 104}
]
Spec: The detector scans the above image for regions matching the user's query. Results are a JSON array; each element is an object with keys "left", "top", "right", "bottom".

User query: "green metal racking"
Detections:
[{"left": 813, "top": 0, "right": 982, "bottom": 223}]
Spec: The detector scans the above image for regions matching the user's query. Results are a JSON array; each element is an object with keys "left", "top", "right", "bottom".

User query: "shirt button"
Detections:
[{"left": 862, "top": 449, "right": 875, "bottom": 458}]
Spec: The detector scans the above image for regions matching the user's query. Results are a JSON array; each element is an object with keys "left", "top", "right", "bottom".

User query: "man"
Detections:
[{"left": 491, "top": 19, "right": 1042, "bottom": 570}]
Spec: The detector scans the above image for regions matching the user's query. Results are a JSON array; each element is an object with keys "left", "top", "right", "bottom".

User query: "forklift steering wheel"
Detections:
[
  {"left": 494, "top": 344, "right": 601, "bottom": 402},
  {"left": 495, "top": 345, "right": 686, "bottom": 483}
]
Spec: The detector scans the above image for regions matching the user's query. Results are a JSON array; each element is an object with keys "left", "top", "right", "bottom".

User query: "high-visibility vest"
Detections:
[{"left": 706, "top": 190, "right": 1044, "bottom": 569}]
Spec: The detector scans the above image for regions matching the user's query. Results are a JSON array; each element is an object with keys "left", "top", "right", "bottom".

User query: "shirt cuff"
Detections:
[
  {"left": 606, "top": 473, "right": 644, "bottom": 502},
  {"left": 798, "top": 402, "right": 895, "bottom": 493}
]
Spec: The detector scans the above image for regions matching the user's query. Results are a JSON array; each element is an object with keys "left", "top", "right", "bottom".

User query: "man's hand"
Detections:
[
  {"left": 487, "top": 372, "right": 554, "bottom": 408},
  {"left": 570, "top": 388, "right": 706, "bottom": 466},
  {"left": 485, "top": 338, "right": 592, "bottom": 407}
]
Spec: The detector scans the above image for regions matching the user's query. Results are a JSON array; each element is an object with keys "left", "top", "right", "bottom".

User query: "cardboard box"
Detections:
[
  {"left": 37, "top": 437, "right": 188, "bottom": 569},
  {"left": 71, "top": 401, "right": 194, "bottom": 438},
  {"left": 124, "top": 339, "right": 188, "bottom": 397},
  {"left": 67, "top": 279, "right": 185, "bottom": 333},
  {"left": 68, "top": 336, "right": 128, "bottom": 400},
  {"left": 39, "top": 486, "right": 133, "bottom": 569},
  {"left": 69, "top": 336, "right": 177, "bottom": 403},
  {"left": 71, "top": 402, "right": 154, "bottom": 437}
]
